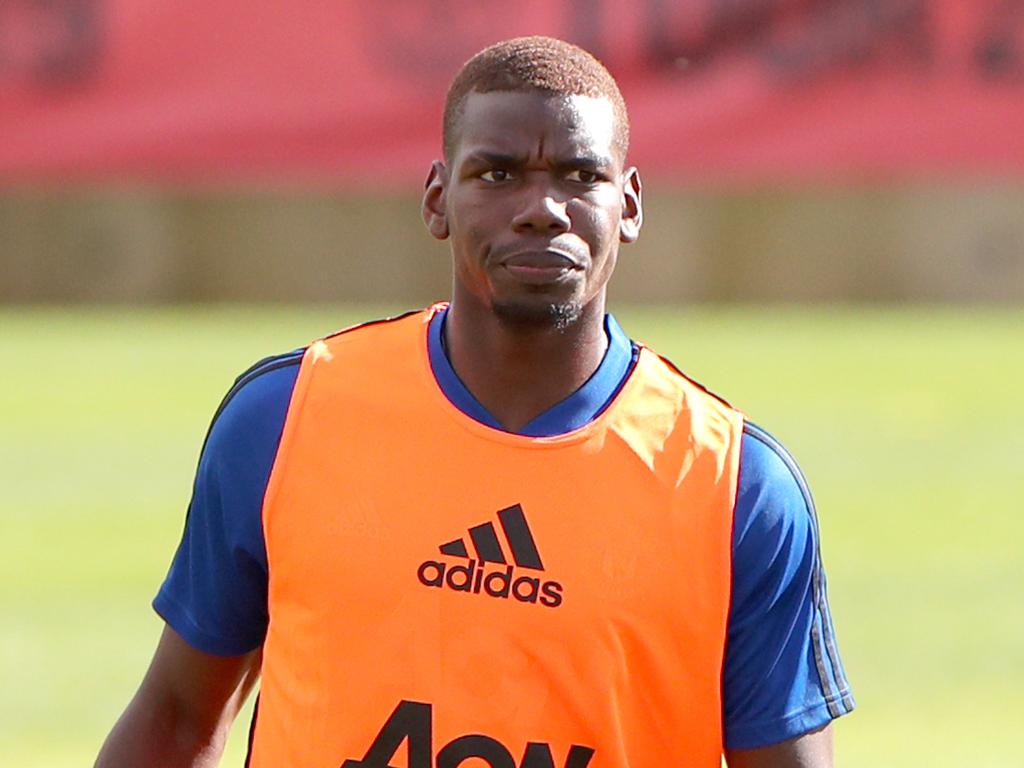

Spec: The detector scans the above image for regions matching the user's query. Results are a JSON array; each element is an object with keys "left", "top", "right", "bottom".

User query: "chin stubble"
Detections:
[{"left": 492, "top": 300, "right": 583, "bottom": 332}]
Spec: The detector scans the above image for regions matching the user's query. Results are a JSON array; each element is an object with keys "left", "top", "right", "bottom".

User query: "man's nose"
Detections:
[{"left": 511, "top": 189, "right": 571, "bottom": 234}]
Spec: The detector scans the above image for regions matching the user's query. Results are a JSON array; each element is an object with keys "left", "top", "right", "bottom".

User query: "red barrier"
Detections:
[{"left": 1, "top": 0, "right": 1022, "bottom": 185}]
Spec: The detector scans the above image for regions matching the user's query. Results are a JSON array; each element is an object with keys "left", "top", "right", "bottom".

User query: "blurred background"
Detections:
[{"left": 1, "top": 1, "right": 1021, "bottom": 766}]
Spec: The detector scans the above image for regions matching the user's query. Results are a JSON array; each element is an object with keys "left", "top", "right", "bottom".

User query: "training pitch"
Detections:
[{"left": 1, "top": 304, "right": 1021, "bottom": 767}]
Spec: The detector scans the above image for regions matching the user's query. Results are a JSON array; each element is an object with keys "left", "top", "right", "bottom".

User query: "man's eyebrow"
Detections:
[
  {"left": 461, "top": 151, "right": 524, "bottom": 167},
  {"left": 461, "top": 152, "right": 614, "bottom": 169},
  {"left": 559, "top": 154, "right": 614, "bottom": 170}
]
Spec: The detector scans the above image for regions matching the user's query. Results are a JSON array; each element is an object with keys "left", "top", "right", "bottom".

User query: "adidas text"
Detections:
[{"left": 417, "top": 560, "right": 563, "bottom": 608}]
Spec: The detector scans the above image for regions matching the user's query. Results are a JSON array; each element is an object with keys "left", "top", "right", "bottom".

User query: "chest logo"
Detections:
[
  {"left": 417, "top": 504, "right": 563, "bottom": 608},
  {"left": 341, "top": 700, "right": 594, "bottom": 768}
]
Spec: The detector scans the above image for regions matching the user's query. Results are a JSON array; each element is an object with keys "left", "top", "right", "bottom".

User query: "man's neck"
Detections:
[{"left": 443, "top": 297, "right": 609, "bottom": 433}]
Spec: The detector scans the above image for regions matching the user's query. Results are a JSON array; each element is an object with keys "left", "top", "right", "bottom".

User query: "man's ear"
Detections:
[
  {"left": 422, "top": 160, "right": 450, "bottom": 240},
  {"left": 619, "top": 166, "right": 642, "bottom": 244}
]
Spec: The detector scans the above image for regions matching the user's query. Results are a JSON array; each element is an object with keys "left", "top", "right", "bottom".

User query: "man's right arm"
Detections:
[
  {"left": 96, "top": 352, "right": 303, "bottom": 766},
  {"left": 95, "top": 626, "right": 261, "bottom": 767}
]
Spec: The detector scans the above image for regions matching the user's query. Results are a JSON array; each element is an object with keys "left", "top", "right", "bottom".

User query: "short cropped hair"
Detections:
[{"left": 443, "top": 36, "right": 630, "bottom": 161}]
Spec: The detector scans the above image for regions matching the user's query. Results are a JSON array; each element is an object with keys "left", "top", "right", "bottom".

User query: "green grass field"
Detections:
[{"left": 2, "top": 304, "right": 1021, "bottom": 767}]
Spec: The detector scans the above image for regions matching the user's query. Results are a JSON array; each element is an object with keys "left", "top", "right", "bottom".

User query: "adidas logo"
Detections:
[{"left": 417, "top": 504, "right": 563, "bottom": 608}]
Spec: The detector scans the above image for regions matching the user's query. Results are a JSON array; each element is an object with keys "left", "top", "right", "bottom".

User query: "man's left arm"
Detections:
[
  {"left": 726, "top": 724, "right": 832, "bottom": 768},
  {"left": 721, "top": 424, "right": 855, "bottom": 764}
]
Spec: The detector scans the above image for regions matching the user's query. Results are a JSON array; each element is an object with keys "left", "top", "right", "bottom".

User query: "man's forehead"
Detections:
[{"left": 454, "top": 90, "right": 618, "bottom": 160}]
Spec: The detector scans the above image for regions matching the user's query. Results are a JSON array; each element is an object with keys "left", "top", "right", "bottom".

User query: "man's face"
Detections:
[{"left": 425, "top": 89, "right": 641, "bottom": 329}]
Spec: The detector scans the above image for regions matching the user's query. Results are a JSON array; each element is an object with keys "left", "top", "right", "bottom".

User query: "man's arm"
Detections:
[
  {"left": 725, "top": 724, "right": 833, "bottom": 768},
  {"left": 95, "top": 626, "right": 261, "bottom": 768},
  {"left": 96, "top": 356, "right": 297, "bottom": 766},
  {"left": 721, "top": 425, "right": 854, "bottom": 756}
]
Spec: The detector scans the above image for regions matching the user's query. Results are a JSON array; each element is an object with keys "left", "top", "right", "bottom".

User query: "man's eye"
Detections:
[
  {"left": 480, "top": 169, "right": 511, "bottom": 182},
  {"left": 566, "top": 169, "right": 599, "bottom": 183}
]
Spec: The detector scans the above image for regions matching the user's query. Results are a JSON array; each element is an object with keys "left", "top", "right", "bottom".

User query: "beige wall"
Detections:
[{"left": 2, "top": 185, "right": 1021, "bottom": 303}]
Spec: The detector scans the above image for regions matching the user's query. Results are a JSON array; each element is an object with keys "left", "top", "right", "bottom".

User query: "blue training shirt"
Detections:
[{"left": 154, "top": 308, "right": 854, "bottom": 751}]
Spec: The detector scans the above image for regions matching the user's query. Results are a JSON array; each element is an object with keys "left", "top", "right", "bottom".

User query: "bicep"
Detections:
[
  {"left": 725, "top": 723, "right": 833, "bottom": 768},
  {"left": 95, "top": 626, "right": 261, "bottom": 767},
  {"left": 138, "top": 625, "right": 262, "bottom": 728}
]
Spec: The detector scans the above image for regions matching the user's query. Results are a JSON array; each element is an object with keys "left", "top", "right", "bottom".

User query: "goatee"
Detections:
[{"left": 492, "top": 300, "right": 583, "bottom": 332}]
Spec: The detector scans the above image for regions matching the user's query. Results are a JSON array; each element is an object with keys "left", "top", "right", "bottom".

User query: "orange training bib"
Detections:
[{"left": 248, "top": 305, "right": 744, "bottom": 767}]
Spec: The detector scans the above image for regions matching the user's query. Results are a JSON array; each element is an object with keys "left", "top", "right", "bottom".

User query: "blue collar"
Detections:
[{"left": 427, "top": 306, "right": 637, "bottom": 437}]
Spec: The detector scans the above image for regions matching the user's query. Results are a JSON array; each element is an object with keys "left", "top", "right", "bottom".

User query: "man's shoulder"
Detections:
[
  {"left": 224, "top": 349, "right": 305, "bottom": 412},
  {"left": 732, "top": 422, "right": 820, "bottom": 593},
  {"left": 203, "top": 349, "right": 306, "bottom": 453},
  {"left": 628, "top": 346, "right": 744, "bottom": 447},
  {"left": 631, "top": 343, "right": 738, "bottom": 411},
  {"left": 315, "top": 307, "right": 435, "bottom": 351},
  {"left": 210, "top": 307, "right": 435, "bottom": 433},
  {"left": 738, "top": 422, "right": 814, "bottom": 511}
]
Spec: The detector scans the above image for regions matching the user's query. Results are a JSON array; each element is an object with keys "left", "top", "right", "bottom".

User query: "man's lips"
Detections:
[
  {"left": 500, "top": 250, "right": 582, "bottom": 269},
  {"left": 499, "top": 251, "right": 582, "bottom": 284}
]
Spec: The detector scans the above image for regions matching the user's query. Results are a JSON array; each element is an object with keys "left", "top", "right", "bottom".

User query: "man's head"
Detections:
[
  {"left": 424, "top": 37, "right": 641, "bottom": 332},
  {"left": 443, "top": 36, "right": 630, "bottom": 164}
]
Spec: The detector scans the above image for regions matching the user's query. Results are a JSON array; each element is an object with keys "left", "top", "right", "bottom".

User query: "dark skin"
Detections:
[
  {"left": 95, "top": 88, "right": 834, "bottom": 767},
  {"left": 94, "top": 626, "right": 260, "bottom": 767},
  {"left": 422, "top": 90, "right": 641, "bottom": 431}
]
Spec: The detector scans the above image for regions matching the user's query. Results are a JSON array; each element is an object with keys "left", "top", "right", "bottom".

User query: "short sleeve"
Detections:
[
  {"left": 722, "top": 423, "right": 855, "bottom": 750},
  {"left": 152, "top": 351, "right": 303, "bottom": 656}
]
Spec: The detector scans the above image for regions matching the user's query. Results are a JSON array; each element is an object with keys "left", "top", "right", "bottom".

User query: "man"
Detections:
[{"left": 96, "top": 36, "right": 853, "bottom": 767}]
